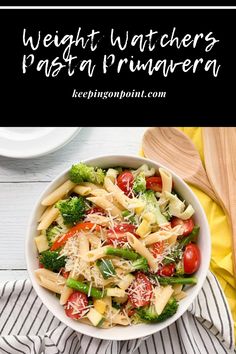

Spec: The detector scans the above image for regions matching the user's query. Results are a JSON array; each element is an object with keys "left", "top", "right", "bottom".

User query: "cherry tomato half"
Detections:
[
  {"left": 106, "top": 235, "right": 128, "bottom": 247},
  {"left": 150, "top": 241, "right": 165, "bottom": 258},
  {"left": 106, "top": 223, "right": 138, "bottom": 246},
  {"left": 65, "top": 291, "right": 88, "bottom": 320},
  {"left": 86, "top": 207, "right": 105, "bottom": 215},
  {"left": 127, "top": 308, "right": 136, "bottom": 317},
  {"left": 61, "top": 268, "right": 70, "bottom": 279},
  {"left": 128, "top": 272, "right": 153, "bottom": 308},
  {"left": 117, "top": 171, "right": 134, "bottom": 196},
  {"left": 110, "top": 224, "right": 137, "bottom": 234},
  {"left": 183, "top": 244, "right": 201, "bottom": 274},
  {"left": 171, "top": 217, "right": 194, "bottom": 236},
  {"left": 158, "top": 263, "right": 175, "bottom": 277},
  {"left": 146, "top": 176, "right": 162, "bottom": 192}
]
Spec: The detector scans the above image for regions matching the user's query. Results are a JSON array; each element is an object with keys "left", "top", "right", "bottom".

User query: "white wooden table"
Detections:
[{"left": 0, "top": 127, "right": 146, "bottom": 283}]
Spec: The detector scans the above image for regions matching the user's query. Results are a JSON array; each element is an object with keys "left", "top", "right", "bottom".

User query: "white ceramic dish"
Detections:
[
  {"left": 0, "top": 127, "right": 81, "bottom": 158},
  {"left": 25, "top": 155, "right": 211, "bottom": 341}
]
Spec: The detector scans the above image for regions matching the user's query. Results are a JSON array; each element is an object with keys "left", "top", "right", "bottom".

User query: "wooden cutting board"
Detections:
[{"left": 203, "top": 128, "right": 236, "bottom": 283}]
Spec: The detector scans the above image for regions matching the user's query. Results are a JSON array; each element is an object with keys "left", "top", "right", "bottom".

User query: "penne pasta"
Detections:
[
  {"left": 73, "top": 185, "right": 92, "bottom": 196},
  {"left": 80, "top": 182, "right": 104, "bottom": 190},
  {"left": 159, "top": 168, "right": 173, "bottom": 194},
  {"left": 113, "top": 294, "right": 128, "bottom": 304},
  {"left": 104, "top": 177, "right": 144, "bottom": 212},
  {"left": 82, "top": 246, "right": 109, "bottom": 262},
  {"left": 37, "top": 206, "right": 59, "bottom": 230},
  {"left": 103, "top": 177, "right": 128, "bottom": 209},
  {"left": 167, "top": 234, "right": 178, "bottom": 245},
  {"left": 86, "top": 196, "right": 123, "bottom": 218},
  {"left": 38, "top": 205, "right": 52, "bottom": 222},
  {"left": 90, "top": 188, "right": 125, "bottom": 210},
  {"left": 87, "top": 234, "right": 103, "bottom": 249},
  {"left": 85, "top": 213, "right": 111, "bottom": 227},
  {"left": 79, "top": 234, "right": 90, "bottom": 254},
  {"left": 35, "top": 269, "right": 66, "bottom": 294},
  {"left": 142, "top": 233, "right": 170, "bottom": 246},
  {"left": 78, "top": 235, "right": 90, "bottom": 276},
  {"left": 127, "top": 233, "right": 158, "bottom": 272},
  {"left": 41, "top": 180, "right": 76, "bottom": 206},
  {"left": 60, "top": 285, "right": 73, "bottom": 305},
  {"left": 154, "top": 286, "right": 174, "bottom": 315},
  {"left": 90, "top": 189, "right": 108, "bottom": 197},
  {"left": 103, "top": 296, "right": 112, "bottom": 308},
  {"left": 142, "top": 225, "right": 183, "bottom": 246}
]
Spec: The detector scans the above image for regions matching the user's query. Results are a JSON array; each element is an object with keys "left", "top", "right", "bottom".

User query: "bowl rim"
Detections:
[{"left": 25, "top": 153, "right": 211, "bottom": 341}]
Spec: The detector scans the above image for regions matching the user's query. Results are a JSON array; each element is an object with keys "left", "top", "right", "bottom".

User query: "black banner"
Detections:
[{"left": 0, "top": 8, "right": 235, "bottom": 125}]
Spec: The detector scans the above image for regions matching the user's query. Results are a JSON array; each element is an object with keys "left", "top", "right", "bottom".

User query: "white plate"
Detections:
[{"left": 0, "top": 127, "right": 81, "bottom": 158}]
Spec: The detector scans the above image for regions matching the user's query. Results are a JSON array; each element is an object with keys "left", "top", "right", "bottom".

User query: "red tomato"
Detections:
[
  {"left": 86, "top": 207, "right": 105, "bottom": 215},
  {"left": 146, "top": 176, "right": 162, "bottom": 192},
  {"left": 171, "top": 217, "right": 194, "bottom": 236},
  {"left": 117, "top": 171, "right": 134, "bottom": 196},
  {"left": 106, "top": 236, "right": 128, "bottom": 246},
  {"left": 183, "top": 244, "right": 201, "bottom": 274},
  {"left": 128, "top": 272, "right": 153, "bottom": 308},
  {"left": 110, "top": 224, "right": 137, "bottom": 234},
  {"left": 65, "top": 291, "right": 89, "bottom": 320},
  {"left": 39, "top": 262, "right": 44, "bottom": 269},
  {"left": 61, "top": 269, "right": 70, "bottom": 279},
  {"left": 158, "top": 263, "right": 175, "bottom": 277},
  {"left": 127, "top": 308, "right": 136, "bottom": 316},
  {"left": 150, "top": 241, "right": 165, "bottom": 258},
  {"left": 107, "top": 224, "right": 138, "bottom": 246}
]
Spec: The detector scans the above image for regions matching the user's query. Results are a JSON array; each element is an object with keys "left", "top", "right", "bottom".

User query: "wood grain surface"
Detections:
[
  {"left": 142, "top": 127, "right": 218, "bottom": 202},
  {"left": 203, "top": 127, "right": 236, "bottom": 284}
]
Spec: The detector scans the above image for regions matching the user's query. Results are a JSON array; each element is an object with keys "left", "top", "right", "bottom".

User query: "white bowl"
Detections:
[{"left": 25, "top": 154, "right": 211, "bottom": 341}]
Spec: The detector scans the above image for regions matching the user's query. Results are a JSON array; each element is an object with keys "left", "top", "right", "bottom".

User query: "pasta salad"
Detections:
[{"left": 35, "top": 162, "right": 201, "bottom": 328}]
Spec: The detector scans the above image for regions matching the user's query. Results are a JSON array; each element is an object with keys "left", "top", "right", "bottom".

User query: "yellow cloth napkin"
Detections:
[{"left": 141, "top": 127, "right": 236, "bottom": 342}]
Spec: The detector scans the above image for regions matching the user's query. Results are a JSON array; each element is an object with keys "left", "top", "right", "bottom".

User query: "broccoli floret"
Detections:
[
  {"left": 39, "top": 250, "right": 66, "bottom": 272},
  {"left": 133, "top": 172, "right": 146, "bottom": 194},
  {"left": 46, "top": 224, "right": 63, "bottom": 247},
  {"left": 140, "top": 190, "right": 168, "bottom": 226},
  {"left": 137, "top": 297, "right": 178, "bottom": 323},
  {"left": 69, "top": 163, "right": 105, "bottom": 184},
  {"left": 131, "top": 257, "right": 149, "bottom": 272},
  {"left": 56, "top": 196, "right": 86, "bottom": 225}
]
